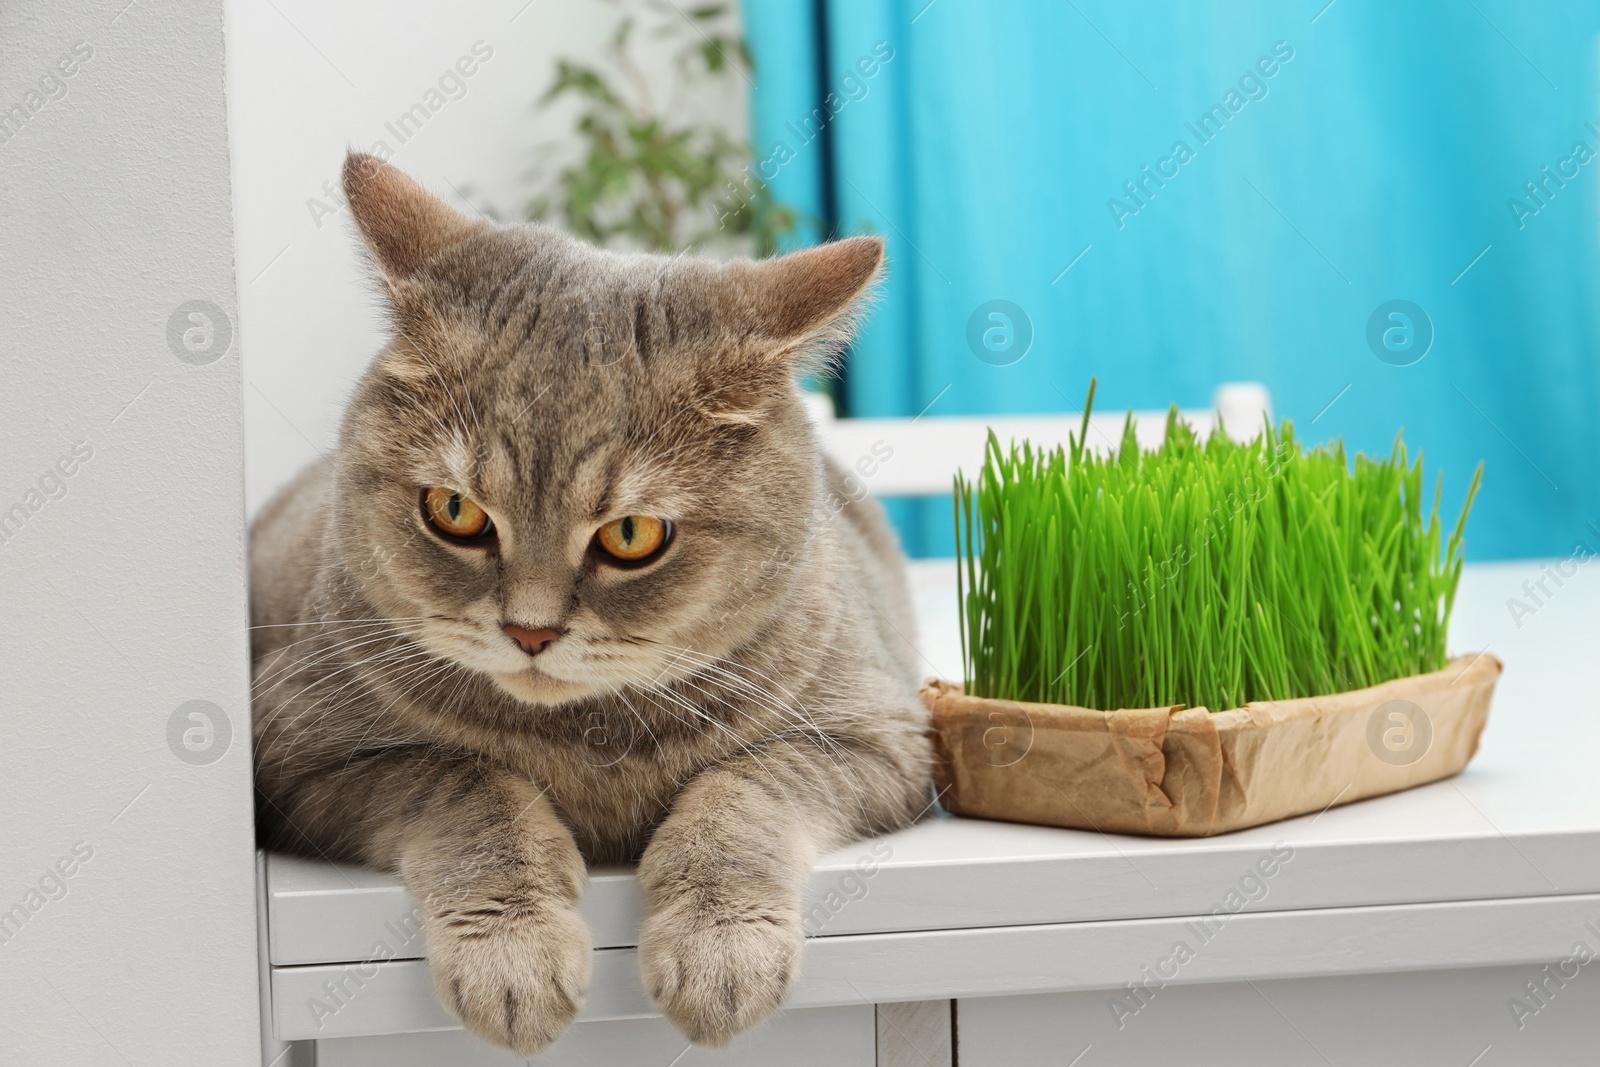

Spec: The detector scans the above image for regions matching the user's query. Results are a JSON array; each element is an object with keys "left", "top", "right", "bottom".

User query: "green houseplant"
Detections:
[
  {"left": 954, "top": 380, "right": 1482, "bottom": 711},
  {"left": 524, "top": 0, "right": 793, "bottom": 254},
  {"left": 930, "top": 381, "right": 1497, "bottom": 837}
]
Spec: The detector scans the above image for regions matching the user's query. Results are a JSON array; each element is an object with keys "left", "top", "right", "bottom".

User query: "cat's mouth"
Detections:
[{"left": 491, "top": 663, "right": 598, "bottom": 707}]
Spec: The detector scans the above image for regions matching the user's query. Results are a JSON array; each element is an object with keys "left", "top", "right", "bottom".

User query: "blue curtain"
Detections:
[{"left": 746, "top": 0, "right": 1600, "bottom": 560}]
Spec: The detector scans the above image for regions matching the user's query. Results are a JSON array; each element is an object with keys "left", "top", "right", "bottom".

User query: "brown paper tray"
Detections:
[{"left": 922, "top": 654, "right": 1501, "bottom": 837}]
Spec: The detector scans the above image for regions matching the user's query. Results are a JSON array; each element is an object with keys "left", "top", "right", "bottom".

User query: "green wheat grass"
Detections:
[{"left": 954, "top": 381, "right": 1481, "bottom": 711}]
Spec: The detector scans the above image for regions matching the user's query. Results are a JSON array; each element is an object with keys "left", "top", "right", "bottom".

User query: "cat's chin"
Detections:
[{"left": 490, "top": 667, "right": 600, "bottom": 708}]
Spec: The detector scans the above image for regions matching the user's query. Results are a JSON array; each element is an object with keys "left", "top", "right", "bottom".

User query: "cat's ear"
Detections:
[
  {"left": 687, "top": 237, "right": 884, "bottom": 425},
  {"left": 342, "top": 152, "right": 479, "bottom": 284},
  {"left": 732, "top": 236, "right": 885, "bottom": 347}
]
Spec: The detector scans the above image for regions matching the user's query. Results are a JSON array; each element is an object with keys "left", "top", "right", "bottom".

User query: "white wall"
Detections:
[
  {"left": 228, "top": 0, "right": 749, "bottom": 516},
  {"left": 0, "top": 1, "right": 260, "bottom": 1063}
]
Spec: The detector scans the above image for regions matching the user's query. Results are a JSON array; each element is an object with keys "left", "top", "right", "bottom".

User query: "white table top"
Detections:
[
  {"left": 263, "top": 557, "right": 1600, "bottom": 1041},
  {"left": 266, "top": 557, "right": 1600, "bottom": 970}
]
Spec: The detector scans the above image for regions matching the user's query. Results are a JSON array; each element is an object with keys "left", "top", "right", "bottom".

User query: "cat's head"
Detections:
[{"left": 330, "top": 153, "right": 882, "bottom": 708}]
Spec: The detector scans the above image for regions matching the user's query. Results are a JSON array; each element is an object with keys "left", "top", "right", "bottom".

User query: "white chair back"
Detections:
[{"left": 808, "top": 383, "right": 1273, "bottom": 498}]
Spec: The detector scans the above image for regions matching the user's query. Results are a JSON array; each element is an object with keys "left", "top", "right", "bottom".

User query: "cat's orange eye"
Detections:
[
  {"left": 422, "top": 487, "right": 494, "bottom": 541},
  {"left": 595, "top": 515, "right": 670, "bottom": 564}
]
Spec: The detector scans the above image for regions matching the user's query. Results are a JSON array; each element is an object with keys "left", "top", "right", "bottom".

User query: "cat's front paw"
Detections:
[
  {"left": 423, "top": 895, "right": 592, "bottom": 1056},
  {"left": 638, "top": 896, "right": 802, "bottom": 1046}
]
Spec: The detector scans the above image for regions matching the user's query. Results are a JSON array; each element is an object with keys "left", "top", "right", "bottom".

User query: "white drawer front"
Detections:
[
  {"left": 955, "top": 964, "right": 1600, "bottom": 1066},
  {"left": 313, "top": 1005, "right": 875, "bottom": 1067}
]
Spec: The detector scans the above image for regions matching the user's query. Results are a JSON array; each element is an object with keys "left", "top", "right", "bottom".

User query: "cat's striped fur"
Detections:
[{"left": 249, "top": 154, "right": 932, "bottom": 1054}]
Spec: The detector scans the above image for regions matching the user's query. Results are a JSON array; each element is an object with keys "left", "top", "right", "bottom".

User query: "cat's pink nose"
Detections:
[{"left": 503, "top": 623, "right": 562, "bottom": 656}]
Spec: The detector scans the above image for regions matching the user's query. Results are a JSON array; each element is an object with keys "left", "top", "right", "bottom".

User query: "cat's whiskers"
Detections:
[
  {"left": 248, "top": 613, "right": 449, "bottom": 630},
  {"left": 649, "top": 649, "right": 821, "bottom": 739},
  {"left": 452, "top": 358, "right": 486, "bottom": 460},
  {"left": 332, "top": 656, "right": 468, "bottom": 774},
  {"left": 642, "top": 640, "right": 891, "bottom": 825},
  {"left": 605, "top": 688, "right": 663, "bottom": 760},
  {"left": 668, "top": 671, "right": 870, "bottom": 812},
  {"left": 646, "top": 643, "right": 808, "bottom": 708},
  {"left": 246, "top": 620, "right": 441, "bottom": 687},
  {"left": 664, "top": 669, "right": 858, "bottom": 797},
  {"left": 626, "top": 638, "right": 853, "bottom": 753},
  {"left": 252, "top": 622, "right": 436, "bottom": 699},
  {"left": 638, "top": 680, "right": 857, "bottom": 834},
  {"left": 268, "top": 643, "right": 457, "bottom": 770},
  {"left": 419, "top": 355, "right": 478, "bottom": 462},
  {"left": 607, "top": 647, "right": 857, "bottom": 797},
  {"left": 388, "top": 384, "right": 467, "bottom": 467},
  {"left": 325, "top": 643, "right": 453, "bottom": 710},
  {"left": 254, "top": 620, "right": 455, "bottom": 720},
  {"left": 249, "top": 619, "right": 439, "bottom": 681},
  {"left": 621, "top": 674, "right": 800, "bottom": 802},
  {"left": 262, "top": 636, "right": 440, "bottom": 720}
]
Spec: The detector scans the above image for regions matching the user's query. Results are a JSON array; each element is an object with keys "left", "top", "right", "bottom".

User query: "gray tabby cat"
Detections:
[{"left": 250, "top": 153, "right": 932, "bottom": 1055}]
